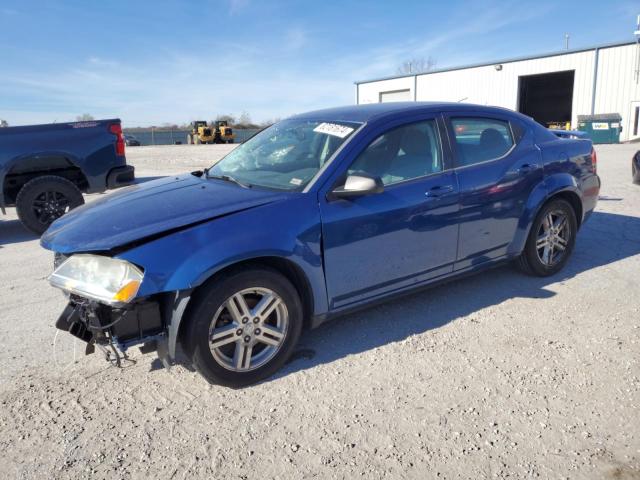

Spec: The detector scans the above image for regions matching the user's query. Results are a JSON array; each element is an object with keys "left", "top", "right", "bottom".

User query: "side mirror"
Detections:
[{"left": 331, "top": 174, "right": 384, "bottom": 199}]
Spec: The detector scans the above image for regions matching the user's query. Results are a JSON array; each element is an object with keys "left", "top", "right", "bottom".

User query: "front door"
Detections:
[{"left": 319, "top": 118, "right": 460, "bottom": 309}]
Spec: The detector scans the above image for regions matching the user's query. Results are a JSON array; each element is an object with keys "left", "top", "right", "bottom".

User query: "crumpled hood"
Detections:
[{"left": 41, "top": 174, "right": 288, "bottom": 254}]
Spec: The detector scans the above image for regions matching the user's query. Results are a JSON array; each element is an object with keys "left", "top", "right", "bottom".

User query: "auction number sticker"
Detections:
[
  {"left": 313, "top": 123, "right": 354, "bottom": 138},
  {"left": 592, "top": 122, "right": 609, "bottom": 130}
]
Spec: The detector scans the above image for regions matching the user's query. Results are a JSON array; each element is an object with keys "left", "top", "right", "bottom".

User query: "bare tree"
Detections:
[
  {"left": 214, "top": 114, "right": 236, "bottom": 125},
  {"left": 76, "top": 113, "right": 95, "bottom": 121},
  {"left": 259, "top": 117, "right": 281, "bottom": 128},
  {"left": 238, "top": 111, "right": 251, "bottom": 125},
  {"left": 396, "top": 56, "right": 437, "bottom": 75},
  {"left": 0, "top": 119, "right": 8, "bottom": 128}
]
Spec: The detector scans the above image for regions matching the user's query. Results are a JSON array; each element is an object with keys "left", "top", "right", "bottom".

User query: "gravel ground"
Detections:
[{"left": 0, "top": 143, "right": 638, "bottom": 479}]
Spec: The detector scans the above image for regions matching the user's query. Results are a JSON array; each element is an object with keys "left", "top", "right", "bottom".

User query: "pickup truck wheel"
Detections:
[
  {"left": 16, "top": 175, "right": 84, "bottom": 235},
  {"left": 184, "top": 267, "right": 303, "bottom": 387},
  {"left": 516, "top": 198, "right": 577, "bottom": 277}
]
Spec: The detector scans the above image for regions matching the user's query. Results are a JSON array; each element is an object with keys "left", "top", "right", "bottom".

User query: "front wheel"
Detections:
[
  {"left": 516, "top": 198, "right": 577, "bottom": 276},
  {"left": 16, "top": 175, "right": 84, "bottom": 235},
  {"left": 184, "top": 267, "right": 303, "bottom": 387}
]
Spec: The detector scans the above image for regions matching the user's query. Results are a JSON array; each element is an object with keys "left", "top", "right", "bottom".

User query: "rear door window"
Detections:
[{"left": 451, "top": 118, "right": 514, "bottom": 167}]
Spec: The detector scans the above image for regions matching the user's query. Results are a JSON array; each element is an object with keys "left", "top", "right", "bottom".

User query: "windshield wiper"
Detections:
[{"left": 206, "top": 172, "right": 252, "bottom": 188}]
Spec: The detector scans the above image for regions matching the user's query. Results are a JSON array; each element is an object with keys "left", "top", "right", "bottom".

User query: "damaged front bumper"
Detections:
[{"left": 55, "top": 294, "right": 177, "bottom": 367}]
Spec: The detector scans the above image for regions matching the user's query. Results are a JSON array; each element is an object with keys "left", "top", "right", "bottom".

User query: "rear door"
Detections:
[{"left": 443, "top": 113, "right": 543, "bottom": 268}]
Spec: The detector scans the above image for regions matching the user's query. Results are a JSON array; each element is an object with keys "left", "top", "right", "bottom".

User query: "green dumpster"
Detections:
[{"left": 577, "top": 113, "right": 622, "bottom": 144}]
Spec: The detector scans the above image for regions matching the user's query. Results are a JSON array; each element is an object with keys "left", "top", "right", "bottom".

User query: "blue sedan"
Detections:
[{"left": 42, "top": 102, "right": 600, "bottom": 386}]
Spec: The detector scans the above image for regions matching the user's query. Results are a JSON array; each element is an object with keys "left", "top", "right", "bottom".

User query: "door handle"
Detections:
[
  {"left": 517, "top": 163, "right": 540, "bottom": 174},
  {"left": 425, "top": 185, "right": 454, "bottom": 197}
]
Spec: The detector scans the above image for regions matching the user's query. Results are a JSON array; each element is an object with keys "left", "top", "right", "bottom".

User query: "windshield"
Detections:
[{"left": 207, "top": 118, "right": 360, "bottom": 190}]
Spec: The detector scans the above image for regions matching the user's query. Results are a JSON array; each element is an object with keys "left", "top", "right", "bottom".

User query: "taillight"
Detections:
[
  {"left": 591, "top": 147, "right": 597, "bottom": 174},
  {"left": 109, "top": 123, "right": 125, "bottom": 156}
]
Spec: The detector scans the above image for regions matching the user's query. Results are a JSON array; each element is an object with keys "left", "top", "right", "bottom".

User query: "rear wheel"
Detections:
[
  {"left": 16, "top": 175, "right": 84, "bottom": 235},
  {"left": 516, "top": 198, "right": 577, "bottom": 276},
  {"left": 184, "top": 267, "right": 303, "bottom": 387}
]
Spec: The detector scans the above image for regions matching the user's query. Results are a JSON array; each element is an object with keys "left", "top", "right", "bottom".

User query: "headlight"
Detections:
[{"left": 48, "top": 254, "right": 144, "bottom": 305}]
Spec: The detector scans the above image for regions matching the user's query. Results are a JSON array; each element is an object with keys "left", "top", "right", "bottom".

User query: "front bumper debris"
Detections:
[{"left": 55, "top": 295, "right": 165, "bottom": 365}]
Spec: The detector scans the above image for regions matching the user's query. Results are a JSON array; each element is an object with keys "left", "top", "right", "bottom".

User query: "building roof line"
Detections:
[{"left": 354, "top": 39, "right": 637, "bottom": 85}]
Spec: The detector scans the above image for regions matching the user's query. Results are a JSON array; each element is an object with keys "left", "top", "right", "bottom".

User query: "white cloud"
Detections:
[
  {"left": 87, "top": 56, "right": 119, "bottom": 68},
  {"left": 284, "top": 27, "right": 308, "bottom": 51},
  {"left": 1, "top": 1, "right": 552, "bottom": 127},
  {"left": 1, "top": 48, "right": 352, "bottom": 126},
  {"left": 228, "top": 0, "right": 249, "bottom": 16}
]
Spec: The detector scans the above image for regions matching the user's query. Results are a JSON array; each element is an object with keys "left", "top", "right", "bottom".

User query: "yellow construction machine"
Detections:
[{"left": 186, "top": 120, "right": 235, "bottom": 144}]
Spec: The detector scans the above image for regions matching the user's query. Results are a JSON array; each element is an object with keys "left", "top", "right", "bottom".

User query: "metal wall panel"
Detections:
[
  {"left": 358, "top": 77, "right": 414, "bottom": 104},
  {"left": 356, "top": 43, "right": 640, "bottom": 141},
  {"left": 595, "top": 44, "right": 640, "bottom": 141},
  {"left": 413, "top": 50, "right": 594, "bottom": 129}
]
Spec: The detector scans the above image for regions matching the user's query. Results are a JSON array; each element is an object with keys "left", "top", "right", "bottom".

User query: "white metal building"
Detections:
[{"left": 355, "top": 41, "right": 640, "bottom": 142}]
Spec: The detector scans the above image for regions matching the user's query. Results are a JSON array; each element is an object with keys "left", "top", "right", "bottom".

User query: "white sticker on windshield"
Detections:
[
  {"left": 290, "top": 178, "right": 303, "bottom": 186},
  {"left": 313, "top": 123, "right": 354, "bottom": 138}
]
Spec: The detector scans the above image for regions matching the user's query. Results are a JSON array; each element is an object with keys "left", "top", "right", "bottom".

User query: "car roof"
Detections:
[{"left": 292, "top": 102, "right": 524, "bottom": 123}]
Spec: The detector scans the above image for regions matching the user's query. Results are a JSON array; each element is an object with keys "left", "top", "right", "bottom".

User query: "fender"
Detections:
[
  {"left": 154, "top": 241, "right": 322, "bottom": 362},
  {"left": 508, "top": 172, "right": 581, "bottom": 256},
  {"left": 0, "top": 150, "right": 85, "bottom": 208},
  {"left": 117, "top": 195, "right": 329, "bottom": 317},
  {"left": 155, "top": 242, "right": 322, "bottom": 362},
  {"left": 119, "top": 200, "right": 328, "bottom": 362}
]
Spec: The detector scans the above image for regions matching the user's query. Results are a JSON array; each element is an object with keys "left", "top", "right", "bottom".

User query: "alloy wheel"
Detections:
[
  {"left": 536, "top": 210, "right": 571, "bottom": 267},
  {"left": 208, "top": 287, "right": 288, "bottom": 372},
  {"left": 32, "top": 190, "right": 70, "bottom": 226}
]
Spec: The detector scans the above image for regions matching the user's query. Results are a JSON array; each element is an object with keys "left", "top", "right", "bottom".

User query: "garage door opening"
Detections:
[
  {"left": 518, "top": 70, "right": 575, "bottom": 127},
  {"left": 379, "top": 89, "right": 411, "bottom": 103}
]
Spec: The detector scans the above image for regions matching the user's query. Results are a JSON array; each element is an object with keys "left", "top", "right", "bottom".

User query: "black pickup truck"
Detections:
[{"left": 0, "top": 119, "right": 135, "bottom": 234}]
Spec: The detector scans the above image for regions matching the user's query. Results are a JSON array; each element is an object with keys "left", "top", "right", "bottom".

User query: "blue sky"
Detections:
[{"left": 0, "top": 0, "right": 637, "bottom": 126}]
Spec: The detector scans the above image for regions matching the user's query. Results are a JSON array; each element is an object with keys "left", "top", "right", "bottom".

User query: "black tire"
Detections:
[
  {"left": 16, "top": 175, "right": 84, "bottom": 235},
  {"left": 516, "top": 198, "right": 577, "bottom": 276},
  {"left": 228, "top": 139, "right": 234, "bottom": 144},
  {"left": 184, "top": 267, "right": 303, "bottom": 387}
]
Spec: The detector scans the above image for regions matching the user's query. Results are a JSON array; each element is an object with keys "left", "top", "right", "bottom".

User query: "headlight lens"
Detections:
[{"left": 48, "top": 254, "right": 144, "bottom": 305}]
